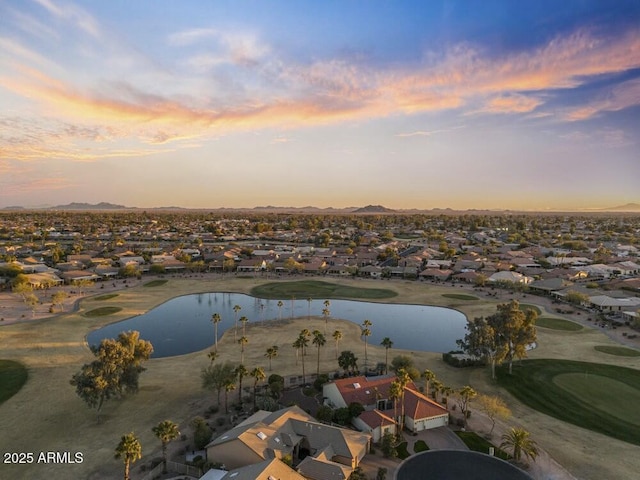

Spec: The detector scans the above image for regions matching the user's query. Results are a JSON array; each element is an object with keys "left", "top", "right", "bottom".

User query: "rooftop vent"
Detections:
[
  {"left": 353, "top": 382, "right": 361, "bottom": 389},
  {"left": 256, "top": 431, "right": 267, "bottom": 440}
]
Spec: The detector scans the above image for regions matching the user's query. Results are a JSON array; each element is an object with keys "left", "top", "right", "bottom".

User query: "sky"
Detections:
[{"left": 1, "top": 0, "right": 639, "bottom": 211}]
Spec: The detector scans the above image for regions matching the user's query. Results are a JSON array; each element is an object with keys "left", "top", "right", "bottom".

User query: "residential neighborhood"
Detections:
[
  {"left": 1, "top": 210, "right": 639, "bottom": 329},
  {"left": 1, "top": 209, "right": 640, "bottom": 480}
]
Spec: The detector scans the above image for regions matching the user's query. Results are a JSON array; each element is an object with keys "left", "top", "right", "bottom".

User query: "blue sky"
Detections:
[{"left": 1, "top": 0, "right": 639, "bottom": 210}]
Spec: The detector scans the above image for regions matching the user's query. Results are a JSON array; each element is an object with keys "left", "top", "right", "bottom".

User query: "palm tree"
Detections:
[
  {"left": 152, "top": 420, "right": 180, "bottom": 474},
  {"left": 381, "top": 337, "right": 393, "bottom": 374},
  {"left": 322, "top": 307, "right": 331, "bottom": 334},
  {"left": 332, "top": 330, "right": 343, "bottom": 358},
  {"left": 250, "top": 366, "right": 266, "bottom": 411},
  {"left": 239, "top": 316, "right": 249, "bottom": 337},
  {"left": 388, "top": 381, "right": 402, "bottom": 438},
  {"left": 211, "top": 313, "right": 221, "bottom": 351},
  {"left": 431, "top": 379, "right": 444, "bottom": 403},
  {"left": 233, "top": 305, "right": 241, "bottom": 342},
  {"left": 307, "top": 297, "right": 312, "bottom": 319},
  {"left": 312, "top": 330, "right": 326, "bottom": 376},
  {"left": 264, "top": 345, "right": 278, "bottom": 371},
  {"left": 396, "top": 368, "right": 411, "bottom": 435},
  {"left": 422, "top": 369, "right": 436, "bottom": 398},
  {"left": 223, "top": 378, "right": 236, "bottom": 413},
  {"left": 235, "top": 364, "right": 249, "bottom": 406},
  {"left": 500, "top": 427, "right": 539, "bottom": 463},
  {"left": 238, "top": 336, "right": 248, "bottom": 363},
  {"left": 300, "top": 328, "right": 310, "bottom": 356},
  {"left": 277, "top": 300, "right": 284, "bottom": 320},
  {"left": 293, "top": 334, "right": 308, "bottom": 383},
  {"left": 361, "top": 319, "right": 372, "bottom": 370},
  {"left": 114, "top": 432, "right": 142, "bottom": 480},
  {"left": 207, "top": 349, "right": 219, "bottom": 366}
]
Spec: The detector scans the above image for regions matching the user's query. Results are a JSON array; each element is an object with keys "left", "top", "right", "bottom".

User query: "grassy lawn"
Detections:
[
  {"left": 143, "top": 279, "right": 168, "bottom": 287},
  {"left": 497, "top": 359, "right": 640, "bottom": 445},
  {"left": 413, "top": 439, "right": 429, "bottom": 453},
  {"left": 519, "top": 303, "right": 542, "bottom": 315},
  {"left": 92, "top": 293, "right": 120, "bottom": 301},
  {"left": 455, "top": 431, "right": 510, "bottom": 460},
  {"left": 442, "top": 293, "right": 478, "bottom": 301},
  {"left": 250, "top": 280, "right": 397, "bottom": 300},
  {"left": 594, "top": 345, "right": 640, "bottom": 357},
  {"left": 397, "top": 441, "right": 410, "bottom": 460},
  {"left": 0, "top": 360, "right": 28, "bottom": 405},
  {"left": 83, "top": 306, "right": 123, "bottom": 317},
  {"left": 536, "top": 317, "right": 582, "bottom": 331}
]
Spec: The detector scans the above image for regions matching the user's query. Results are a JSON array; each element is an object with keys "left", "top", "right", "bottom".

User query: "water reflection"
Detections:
[{"left": 87, "top": 293, "right": 467, "bottom": 358}]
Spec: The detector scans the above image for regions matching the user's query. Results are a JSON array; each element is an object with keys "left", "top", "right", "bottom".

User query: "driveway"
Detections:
[{"left": 405, "top": 426, "right": 469, "bottom": 451}]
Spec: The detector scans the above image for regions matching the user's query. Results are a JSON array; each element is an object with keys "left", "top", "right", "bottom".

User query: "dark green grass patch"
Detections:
[
  {"left": 518, "top": 303, "right": 542, "bottom": 315},
  {"left": 0, "top": 360, "right": 28, "bottom": 405},
  {"left": 143, "top": 279, "right": 168, "bottom": 288},
  {"left": 455, "top": 431, "right": 510, "bottom": 460},
  {"left": 397, "top": 441, "right": 410, "bottom": 460},
  {"left": 92, "top": 293, "right": 119, "bottom": 301},
  {"left": 536, "top": 317, "right": 582, "bottom": 331},
  {"left": 413, "top": 439, "right": 429, "bottom": 453},
  {"left": 83, "top": 306, "right": 122, "bottom": 318},
  {"left": 442, "top": 293, "right": 479, "bottom": 301},
  {"left": 497, "top": 359, "right": 640, "bottom": 445},
  {"left": 594, "top": 345, "right": 640, "bottom": 357},
  {"left": 250, "top": 280, "right": 397, "bottom": 300}
]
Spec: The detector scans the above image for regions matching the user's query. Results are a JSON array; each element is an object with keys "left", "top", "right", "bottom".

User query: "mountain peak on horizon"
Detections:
[{"left": 352, "top": 204, "right": 396, "bottom": 213}]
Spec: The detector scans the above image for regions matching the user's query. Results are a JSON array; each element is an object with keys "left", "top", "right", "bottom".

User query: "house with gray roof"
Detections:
[{"left": 205, "top": 405, "right": 370, "bottom": 479}]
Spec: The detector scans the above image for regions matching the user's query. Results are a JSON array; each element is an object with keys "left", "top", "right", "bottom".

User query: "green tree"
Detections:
[
  {"left": 250, "top": 366, "right": 266, "bottom": 411},
  {"left": 361, "top": 319, "right": 372, "bottom": 370},
  {"left": 477, "top": 394, "right": 511, "bottom": 436},
  {"left": 312, "top": 330, "right": 326, "bottom": 376},
  {"left": 211, "top": 313, "right": 222, "bottom": 351},
  {"left": 114, "top": 432, "right": 142, "bottom": 480},
  {"left": 51, "top": 291, "right": 68, "bottom": 312},
  {"left": 235, "top": 364, "right": 249, "bottom": 405},
  {"left": 223, "top": 377, "right": 236, "bottom": 413},
  {"left": 338, "top": 350, "right": 358, "bottom": 374},
  {"left": 380, "top": 337, "right": 393, "bottom": 374},
  {"left": 488, "top": 300, "right": 537, "bottom": 375},
  {"left": 332, "top": 330, "right": 343, "bottom": 358},
  {"left": 457, "top": 316, "right": 499, "bottom": 379},
  {"left": 381, "top": 431, "right": 398, "bottom": 458},
  {"left": 191, "top": 417, "right": 213, "bottom": 450},
  {"left": 456, "top": 385, "right": 477, "bottom": 428},
  {"left": 422, "top": 369, "right": 436, "bottom": 398},
  {"left": 500, "top": 427, "right": 538, "bottom": 463},
  {"left": 264, "top": 345, "right": 278, "bottom": 371},
  {"left": 152, "top": 420, "right": 180, "bottom": 474},
  {"left": 395, "top": 368, "right": 411, "bottom": 434},
  {"left": 70, "top": 331, "right": 153, "bottom": 417},
  {"left": 201, "top": 361, "right": 236, "bottom": 405}
]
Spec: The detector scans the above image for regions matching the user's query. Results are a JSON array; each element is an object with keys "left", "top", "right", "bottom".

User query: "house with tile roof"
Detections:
[
  {"left": 205, "top": 405, "right": 370, "bottom": 479},
  {"left": 323, "top": 375, "right": 449, "bottom": 442}
]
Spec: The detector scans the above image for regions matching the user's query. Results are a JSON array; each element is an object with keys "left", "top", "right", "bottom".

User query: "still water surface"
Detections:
[{"left": 87, "top": 292, "right": 467, "bottom": 358}]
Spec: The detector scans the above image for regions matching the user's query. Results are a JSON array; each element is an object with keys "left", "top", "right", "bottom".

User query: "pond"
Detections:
[{"left": 87, "top": 292, "right": 467, "bottom": 358}]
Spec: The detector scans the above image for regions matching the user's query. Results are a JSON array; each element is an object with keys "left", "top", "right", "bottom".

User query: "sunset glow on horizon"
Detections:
[{"left": 1, "top": 1, "right": 639, "bottom": 211}]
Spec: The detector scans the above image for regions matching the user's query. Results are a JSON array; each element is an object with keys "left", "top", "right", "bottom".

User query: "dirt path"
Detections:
[{"left": 1, "top": 275, "right": 639, "bottom": 479}]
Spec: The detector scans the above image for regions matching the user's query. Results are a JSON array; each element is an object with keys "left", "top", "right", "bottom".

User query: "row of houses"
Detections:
[{"left": 200, "top": 373, "right": 450, "bottom": 480}]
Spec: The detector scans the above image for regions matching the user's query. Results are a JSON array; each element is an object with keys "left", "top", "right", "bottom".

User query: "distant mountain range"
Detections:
[
  {"left": 604, "top": 203, "right": 640, "bottom": 212},
  {"left": 1, "top": 202, "right": 639, "bottom": 213}
]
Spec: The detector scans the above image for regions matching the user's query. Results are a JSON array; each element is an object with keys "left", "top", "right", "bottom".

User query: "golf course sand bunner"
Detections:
[{"left": 1, "top": 275, "right": 640, "bottom": 480}]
